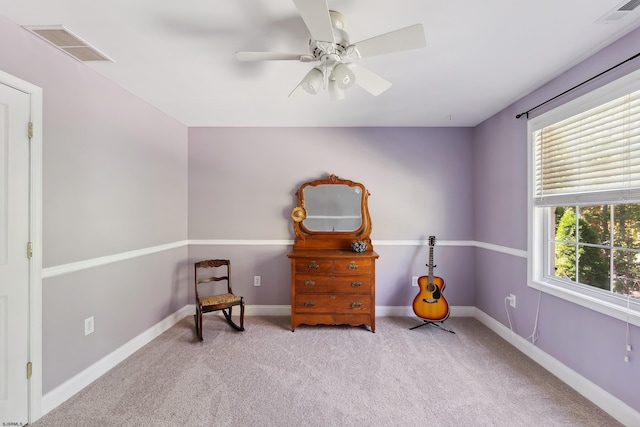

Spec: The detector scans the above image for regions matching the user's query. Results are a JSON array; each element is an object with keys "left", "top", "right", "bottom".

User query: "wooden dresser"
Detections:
[
  {"left": 288, "top": 174, "right": 378, "bottom": 332},
  {"left": 288, "top": 249, "right": 378, "bottom": 331}
]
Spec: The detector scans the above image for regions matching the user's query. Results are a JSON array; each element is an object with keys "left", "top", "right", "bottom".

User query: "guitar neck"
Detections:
[{"left": 428, "top": 245, "right": 434, "bottom": 284}]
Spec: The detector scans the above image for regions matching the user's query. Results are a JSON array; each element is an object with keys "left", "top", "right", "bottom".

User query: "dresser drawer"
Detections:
[
  {"left": 294, "top": 294, "right": 372, "bottom": 314},
  {"left": 294, "top": 275, "right": 371, "bottom": 294},
  {"left": 294, "top": 258, "right": 333, "bottom": 274},
  {"left": 333, "top": 258, "right": 371, "bottom": 274}
]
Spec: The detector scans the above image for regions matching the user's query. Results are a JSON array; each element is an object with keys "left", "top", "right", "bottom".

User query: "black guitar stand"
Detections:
[{"left": 410, "top": 320, "right": 455, "bottom": 334}]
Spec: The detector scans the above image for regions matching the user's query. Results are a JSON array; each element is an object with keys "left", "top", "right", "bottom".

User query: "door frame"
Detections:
[{"left": 0, "top": 69, "right": 43, "bottom": 423}]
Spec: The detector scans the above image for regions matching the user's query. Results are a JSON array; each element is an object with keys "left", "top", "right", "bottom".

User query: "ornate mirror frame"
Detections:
[{"left": 291, "top": 174, "right": 373, "bottom": 250}]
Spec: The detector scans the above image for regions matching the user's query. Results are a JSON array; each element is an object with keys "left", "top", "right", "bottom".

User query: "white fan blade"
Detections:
[
  {"left": 292, "top": 0, "right": 335, "bottom": 42},
  {"left": 353, "top": 24, "right": 426, "bottom": 59},
  {"left": 350, "top": 64, "right": 392, "bottom": 96},
  {"left": 235, "top": 51, "right": 309, "bottom": 61}
]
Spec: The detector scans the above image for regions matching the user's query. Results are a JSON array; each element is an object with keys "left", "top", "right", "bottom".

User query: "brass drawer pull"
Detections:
[
  {"left": 308, "top": 261, "right": 319, "bottom": 270},
  {"left": 304, "top": 301, "right": 316, "bottom": 307},
  {"left": 351, "top": 281, "right": 362, "bottom": 287},
  {"left": 304, "top": 280, "right": 316, "bottom": 286},
  {"left": 347, "top": 261, "right": 358, "bottom": 270},
  {"left": 351, "top": 301, "right": 363, "bottom": 308}
]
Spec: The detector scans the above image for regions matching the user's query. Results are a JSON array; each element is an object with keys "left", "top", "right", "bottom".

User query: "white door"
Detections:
[{"left": 0, "top": 82, "right": 31, "bottom": 424}]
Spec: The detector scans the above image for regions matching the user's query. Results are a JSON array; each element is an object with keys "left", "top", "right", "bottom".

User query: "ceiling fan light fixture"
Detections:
[
  {"left": 236, "top": 4, "right": 427, "bottom": 99},
  {"left": 332, "top": 63, "right": 355, "bottom": 90},
  {"left": 300, "top": 67, "right": 324, "bottom": 94},
  {"left": 328, "top": 80, "right": 346, "bottom": 101}
]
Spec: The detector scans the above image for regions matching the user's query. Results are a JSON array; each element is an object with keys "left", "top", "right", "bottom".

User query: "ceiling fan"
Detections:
[{"left": 234, "top": 0, "right": 427, "bottom": 100}]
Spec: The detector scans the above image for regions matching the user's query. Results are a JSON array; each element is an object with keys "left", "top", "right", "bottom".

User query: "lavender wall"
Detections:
[
  {"left": 0, "top": 15, "right": 189, "bottom": 394},
  {"left": 42, "top": 248, "right": 188, "bottom": 391},
  {"left": 2, "top": 6, "right": 637, "bottom": 417},
  {"left": 473, "top": 27, "right": 640, "bottom": 412},
  {"left": 188, "top": 127, "right": 476, "bottom": 308}
]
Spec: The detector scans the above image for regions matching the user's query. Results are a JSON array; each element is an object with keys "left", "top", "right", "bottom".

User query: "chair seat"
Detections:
[
  {"left": 194, "top": 259, "right": 245, "bottom": 339},
  {"left": 200, "top": 293, "right": 241, "bottom": 307}
]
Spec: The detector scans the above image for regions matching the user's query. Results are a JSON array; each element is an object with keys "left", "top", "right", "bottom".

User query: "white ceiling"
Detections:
[{"left": 2, "top": 0, "right": 640, "bottom": 127}]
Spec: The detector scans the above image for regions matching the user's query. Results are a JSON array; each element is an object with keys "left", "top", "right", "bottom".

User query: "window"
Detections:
[{"left": 528, "top": 70, "right": 640, "bottom": 326}]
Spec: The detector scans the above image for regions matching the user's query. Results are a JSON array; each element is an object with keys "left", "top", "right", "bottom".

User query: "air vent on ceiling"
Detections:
[
  {"left": 23, "top": 25, "right": 114, "bottom": 62},
  {"left": 596, "top": 0, "right": 640, "bottom": 23},
  {"left": 619, "top": 0, "right": 640, "bottom": 11}
]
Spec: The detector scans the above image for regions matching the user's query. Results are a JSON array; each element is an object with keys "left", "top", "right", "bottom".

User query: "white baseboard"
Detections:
[
  {"left": 376, "top": 305, "right": 475, "bottom": 317},
  {"left": 244, "top": 305, "right": 476, "bottom": 318},
  {"left": 245, "top": 304, "right": 289, "bottom": 316},
  {"left": 244, "top": 305, "right": 476, "bottom": 317},
  {"left": 41, "top": 305, "right": 193, "bottom": 416},
  {"left": 39, "top": 305, "right": 639, "bottom": 426},
  {"left": 474, "top": 308, "right": 640, "bottom": 427}
]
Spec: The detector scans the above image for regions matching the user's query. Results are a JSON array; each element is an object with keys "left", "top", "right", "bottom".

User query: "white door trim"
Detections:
[{"left": 0, "top": 69, "right": 43, "bottom": 423}]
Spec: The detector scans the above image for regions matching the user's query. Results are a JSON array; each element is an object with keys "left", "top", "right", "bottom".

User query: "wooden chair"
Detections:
[{"left": 194, "top": 259, "right": 245, "bottom": 340}]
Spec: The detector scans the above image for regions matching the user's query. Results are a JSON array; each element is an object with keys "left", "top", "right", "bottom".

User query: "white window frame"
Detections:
[{"left": 528, "top": 69, "right": 640, "bottom": 327}]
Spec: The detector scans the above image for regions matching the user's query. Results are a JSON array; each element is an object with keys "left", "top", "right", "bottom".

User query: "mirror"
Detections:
[
  {"left": 302, "top": 184, "right": 362, "bottom": 232},
  {"left": 291, "top": 174, "right": 372, "bottom": 250}
]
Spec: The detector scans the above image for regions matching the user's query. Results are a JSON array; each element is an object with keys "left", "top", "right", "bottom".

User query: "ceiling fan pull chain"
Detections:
[{"left": 321, "top": 56, "right": 329, "bottom": 89}]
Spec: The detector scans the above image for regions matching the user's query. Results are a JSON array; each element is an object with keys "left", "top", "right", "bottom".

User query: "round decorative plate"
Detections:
[{"left": 291, "top": 206, "right": 307, "bottom": 222}]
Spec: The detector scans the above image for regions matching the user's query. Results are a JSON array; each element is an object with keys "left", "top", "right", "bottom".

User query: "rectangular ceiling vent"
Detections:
[
  {"left": 619, "top": 0, "right": 640, "bottom": 11},
  {"left": 596, "top": 0, "right": 640, "bottom": 23},
  {"left": 23, "top": 25, "right": 114, "bottom": 62}
]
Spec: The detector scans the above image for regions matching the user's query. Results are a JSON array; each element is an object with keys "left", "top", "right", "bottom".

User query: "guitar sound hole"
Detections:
[{"left": 432, "top": 285, "right": 441, "bottom": 299}]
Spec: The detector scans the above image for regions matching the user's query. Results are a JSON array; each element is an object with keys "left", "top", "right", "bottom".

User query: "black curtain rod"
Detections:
[{"left": 515, "top": 51, "right": 640, "bottom": 119}]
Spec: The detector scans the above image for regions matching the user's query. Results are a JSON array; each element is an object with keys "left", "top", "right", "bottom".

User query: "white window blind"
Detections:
[{"left": 534, "top": 88, "right": 640, "bottom": 206}]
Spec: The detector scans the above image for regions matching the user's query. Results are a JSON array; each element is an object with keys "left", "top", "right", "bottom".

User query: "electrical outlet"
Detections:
[
  {"left": 412, "top": 276, "right": 419, "bottom": 287},
  {"left": 624, "top": 355, "right": 630, "bottom": 363},
  {"left": 254, "top": 276, "right": 261, "bottom": 286},
  {"left": 84, "top": 316, "right": 94, "bottom": 336},
  {"left": 627, "top": 344, "right": 632, "bottom": 352},
  {"left": 509, "top": 294, "right": 516, "bottom": 308}
]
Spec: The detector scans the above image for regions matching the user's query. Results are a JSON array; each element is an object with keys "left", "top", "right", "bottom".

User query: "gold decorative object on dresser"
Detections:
[{"left": 288, "top": 174, "right": 378, "bottom": 332}]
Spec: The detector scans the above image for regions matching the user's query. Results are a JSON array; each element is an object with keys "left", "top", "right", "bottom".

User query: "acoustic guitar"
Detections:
[{"left": 412, "top": 236, "right": 450, "bottom": 321}]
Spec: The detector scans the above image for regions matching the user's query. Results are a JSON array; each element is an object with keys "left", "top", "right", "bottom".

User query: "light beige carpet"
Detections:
[{"left": 32, "top": 316, "right": 621, "bottom": 426}]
